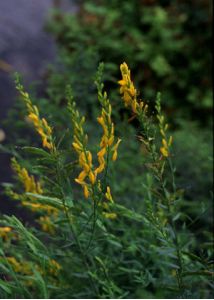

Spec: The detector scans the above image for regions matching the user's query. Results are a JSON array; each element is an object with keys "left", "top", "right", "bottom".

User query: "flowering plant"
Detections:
[{"left": 0, "top": 63, "right": 212, "bottom": 298}]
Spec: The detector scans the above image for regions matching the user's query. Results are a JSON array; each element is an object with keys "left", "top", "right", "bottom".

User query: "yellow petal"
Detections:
[
  {"left": 160, "top": 147, "right": 168, "bottom": 157},
  {"left": 103, "top": 212, "right": 117, "bottom": 219},
  {"left": 97, "top": 147, "right": 106, "bottom": 158},
  {"left": 78, "top": 170, "right": 87, "bottom": 182},
  {"left": 95, "top": 162, "right": 105, "bottom": 174},
  {"left": 168, "top": 135, "right": 173, "bottom": 146},
  {"left": 72, "top": 142, "right": 82, "bottom": 152},
  {"left": 83, "top": 185, "right": 90, "bottom": 199},
  {"left": 89, "top": 171, "right": 96, "bottom": 185},
  {"left": 105, "top": 186, "right": 113, "bottom": 202}
]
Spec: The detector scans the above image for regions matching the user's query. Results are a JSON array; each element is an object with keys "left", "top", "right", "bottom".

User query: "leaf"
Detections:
[
  {"left": 33, "top": 271, "right": 49, "bottom": 299},
  {"left": 173, "top": 213, "right": 181, "bottom": 221},
  {"left": 0, "top": 279, "right": 12, "bottom": 295},
  {"left": 113, "top": 203, "right": 145, "bottom": 222},
  {"left": 118, "top": 267, "right": 139, "bottom": 274},
  {"left": 22, "top": 146, "right": 52, "bottom": 158},
  {"left": 3, "top": 215, "right": 47, "bottom": 254},
  {"left": 183, "top": 271, "right": 214, "bottom": 277},
  {"left": 182, "top": 251, "right": 205, "bottom": 264},
  {"left": 25, "top": 193, "right": 64, "bottom": 210},
  {"left": 107, "top": 238, "right": 122, "bottom": 249}
]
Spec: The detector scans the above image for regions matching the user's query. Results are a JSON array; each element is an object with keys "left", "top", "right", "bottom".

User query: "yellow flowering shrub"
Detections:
[{"left": 0, "top": 63, "right": 212, "bottom": 299}]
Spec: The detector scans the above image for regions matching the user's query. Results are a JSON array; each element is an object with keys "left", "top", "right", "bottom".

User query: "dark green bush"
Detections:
[{"left": 47, "top": 0, "right": 212, "bottom": 124}]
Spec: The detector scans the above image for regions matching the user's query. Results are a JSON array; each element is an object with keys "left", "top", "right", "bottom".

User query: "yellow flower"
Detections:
[
  {"left": 77, "top": 170, "right": 87, "bottom": 182},
  {"left": 72, "top": 142, "right": 82, "bottom": 153},
  {"left": 160, "top": 146, "right": 169, "bottom": 157},
  {"left": 11, "top": 158, "right": 58, "bottom": 218},
  {"left": 89, "top": 171, "right": 96, "bottom": 185},
  {"left": 155, "top": 94, "right": 173, "bottom": 158},
  {"left": 105, "top": 186, "right": 113, "bottom": 202},
  {"left": 111, "top": 138, "right": 122, "bottom": 161},
  {"left": 0, "top": 227, "right": 12, "bottom": 240},
  {"left": 168, "top": 135, "right": 173, "bottom": 146},
  {"left": 118, "top": 62, "right": 145, "bottom": 115},
  {"left": 48, "top": 259, "right": 61, "bottom": 276},
  {"left": 103, "top": 212, "right": 117, "bottom": 219},
  {"left": 83, "top": 185, "right": 90, "bottom": 199},
  {"left": 5, "top": 257, "right": 32, "bottom": 275},
  {"left": 6, "top": 257, "right": 22, "bottom": 273}
]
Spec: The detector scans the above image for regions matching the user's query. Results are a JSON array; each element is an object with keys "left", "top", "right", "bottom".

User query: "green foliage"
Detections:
[
  {"left": 0, "top": 64, "right": 213, "bottom": 298},
  {"left": 47, "top": 0, "right": 212, "bottom": 123},
  {"left": 0, "top": 1, "right": 212, "bottom": 298}
]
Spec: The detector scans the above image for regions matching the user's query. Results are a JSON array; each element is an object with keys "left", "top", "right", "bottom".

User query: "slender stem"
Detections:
[
  {"left": 167, "top": 157, "right": 184, "bottom": 292},
  {"left": 85, "top": 188, "right": 97, "bottom": 250},
  {"left": 55, "top": 156, "right": 99, "bottom": 297},
  {"left": 62, "top": 198, "right": 99, "bottom": 296},
  {"left": 138, "top": 112, "right": 184, "bottom": 293}
]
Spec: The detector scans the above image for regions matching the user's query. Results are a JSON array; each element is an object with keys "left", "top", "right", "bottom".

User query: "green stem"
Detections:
[{"left": 55, "top": 156, "right": 99, "bottom": 297}]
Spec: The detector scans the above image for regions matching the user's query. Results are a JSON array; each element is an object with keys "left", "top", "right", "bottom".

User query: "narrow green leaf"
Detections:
[{"left": 26, "top": 193, "right": 64, "bottom": 210}]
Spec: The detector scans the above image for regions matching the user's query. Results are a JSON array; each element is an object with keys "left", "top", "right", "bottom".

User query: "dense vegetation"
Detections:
[{"left": 0, "top": 0, "right": 213, "bottom": 298}]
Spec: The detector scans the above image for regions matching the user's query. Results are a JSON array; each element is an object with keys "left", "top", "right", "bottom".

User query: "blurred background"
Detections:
[
  {"left": 0, "top": 0, "right": 73, "bottom": 215},
  {"left": 0, "top": 0, "right": 213, "bottom": 222}
]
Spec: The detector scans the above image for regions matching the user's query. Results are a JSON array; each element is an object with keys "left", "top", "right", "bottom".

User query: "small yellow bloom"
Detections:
[
  {"left": 162, "top": 138, "right": 168, "bottom": 149},
  {"left": 160, "top": 146, "right": 168, "bottom": 157},
  {"left": 0, "top": 227, "right": 12, "bottom": 240},
  {"left": 78, "top": 170, "right": 87, "bottom": 182},
  {"left": 105, "top": 186, "right": 113, "bottom": 202},
  {"left": 97, "top": 147, "right": 106, "bottom": 158},
  {"left": 89, "top": 171, "right": 96, "bottom": 185},
  {"left": 48, "top": 259, "right": 61, "bottom": 276},
  {"left": 83, "top": 185, "right": 90, "bottom": 198},
  {"left": 72, "top": 142, "right": 82, "bottom": 153},
  {"left": 168, "top": 135, "right": 173, "bottom": 146},
  {"left": 103, "top": 212, "right": 117, "bottom": 219},
  {"left": 75, "top": 178, "right": 86, "bottom": 185},
  {"left": 112, "top": 138, "right": 122, "bottom": 161},
  {"left": 95, "top": 162, "right": 105, "bottom": 174},
  {"left": 6, "top": 257, "right": 22, "bottom": 273}
]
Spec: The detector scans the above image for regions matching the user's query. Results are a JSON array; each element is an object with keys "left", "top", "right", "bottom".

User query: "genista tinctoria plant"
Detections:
[{"left": 0, "top": 64, "right": 212, "bottom": 298}]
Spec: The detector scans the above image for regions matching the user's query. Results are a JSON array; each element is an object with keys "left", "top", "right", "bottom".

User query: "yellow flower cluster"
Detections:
[
  {"left": 68, "top": 86, "right": 120, "bottom": 205},
  {"left": 5, "top": 257, "right": 32, "bottom": 274},
  {"left": 118, "top": 62, "right": 147, "bottom": 115},
  {"left": 68, "top": 99, "right": 95, "bottom": 198},
  {"left": 15, "top": 78, "right": 54, "bottom": 151},
  {"left": 160, "top": 129, "right": 172, "bottom": 157},
  {"left": 11, "top": 158, "right": 58, "bottom": 231},
  {"left": 119, "top": 63, "right": 172, "bottom": 158},
  {"left": 156, "top": 98, "right": 173, "bottom": 158},
  {"left": 11, "top": 157, "right": 43, "bottom": 194},
  {"left": 28, "top": 112, "right": 54, "bottom": 151},
  {"left": 96, "top": 93, "right": 121, "bottom": 174},
  {"left": 2, "top": 256, "right": 61, "bottom": 280}
]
